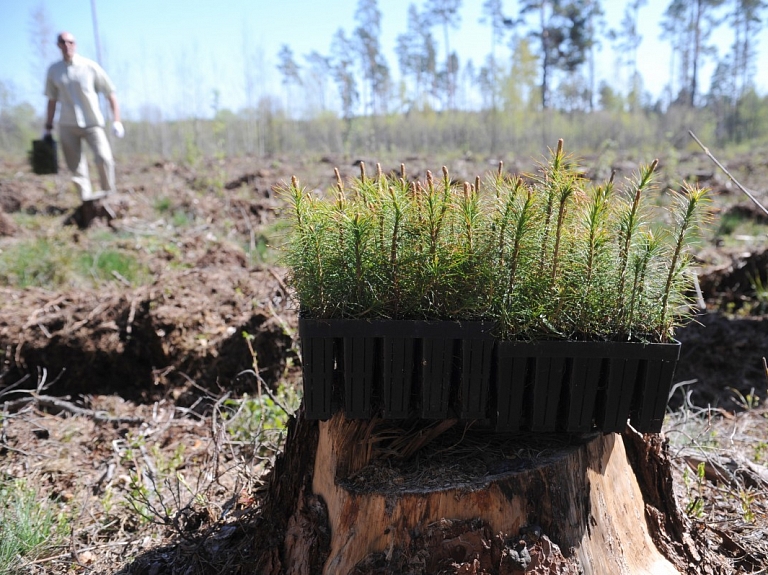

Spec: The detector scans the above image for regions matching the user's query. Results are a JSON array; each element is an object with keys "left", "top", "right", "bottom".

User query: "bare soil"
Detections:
[{"left": 1, "top": 150, "right": 767, "bottom": 574}]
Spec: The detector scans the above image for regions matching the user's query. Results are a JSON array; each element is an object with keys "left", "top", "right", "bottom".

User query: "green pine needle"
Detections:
[{"left": 281, "top": 143, "right": 708, "bottom": 342}]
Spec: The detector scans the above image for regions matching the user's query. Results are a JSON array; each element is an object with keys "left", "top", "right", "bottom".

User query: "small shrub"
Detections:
[
  {"left": 0, "top": 237, "right": 151, "bottom": 289},
  {"left": 748, "top": 273, "right": 768, "bottom": 314},
  {"left": 171, "top": 210, "right": 192, "bottom": 228},
  {"left": 222, "top": 389, "right": 294, "bottom": 444}
]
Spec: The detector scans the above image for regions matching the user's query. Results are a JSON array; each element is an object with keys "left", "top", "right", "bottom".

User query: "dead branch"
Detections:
[
  {"left": 3, "top": 394, "right": 143, "bottom": 424},
  {"left": 23, "top": 294, "right": 68, "bottom": 328},
  {"left": 689, "top": 131, "right": 768, "bottom": 217},
  {"left": 268, "top": 267, "right": 289, "bottom": 296},
  {"left": 682, "top": 449, "right": 768, "bottom": 490},
  {"left": 68, "top": 299, "right": 117, "bottom": 334},
  {"left": 126, "top": 296, "right": 138, "bottom": 336}
]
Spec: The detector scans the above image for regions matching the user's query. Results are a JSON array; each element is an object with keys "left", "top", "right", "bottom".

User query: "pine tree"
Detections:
[
  {"left": 425, "top": 0, "right": 463, "bottom": 110},
  {"left": 354, "top": 0, "right": 391, "bottom": 117},
  {"left": 395, "top": 4, "right": 438, "bottom": 110},
  {"left": 516, "top": 0, "right": 599, "bottom": 110},
  {"left": 661, "top": 0, "right": 726, "bottom": 107}
]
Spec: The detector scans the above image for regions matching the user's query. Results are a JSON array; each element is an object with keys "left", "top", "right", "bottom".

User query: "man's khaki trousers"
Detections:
[{"left": 59, "top": 125, "right": 115, "bottom": 201}]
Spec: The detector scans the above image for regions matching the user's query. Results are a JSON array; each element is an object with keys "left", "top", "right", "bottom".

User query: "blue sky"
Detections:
[{"left": 1, "top": 0, "right": 767, "bottom": 120}]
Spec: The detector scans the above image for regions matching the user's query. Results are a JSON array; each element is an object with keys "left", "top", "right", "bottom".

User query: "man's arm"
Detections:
[
  {"left": 107, "top": 92, "right": 124, "bottom": 138},
  {"left": 106, "top": 92, "right": 125, "bottom": 138},
  {"left": 107, "top": 92, "right": 120, "bottom": 123},
  {"left": 45, "top": 99, "right": 56, "bottom": 131}
]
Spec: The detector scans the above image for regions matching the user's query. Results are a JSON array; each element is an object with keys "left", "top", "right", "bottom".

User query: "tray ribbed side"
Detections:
[
  {"left": 343, "top": 336, "right": 376, "bottom": 418},
  {"left": 494, "top": 340, "right": 681, "bottom": 433},
  {"left": 562, "top": 356, "right": 603, "bottom": 433},
  {"left": 299, "top": 319, "right": 681, "bottom": 433},
  {"left": 381, "top": 336, "right": 416, "bottom": 418},
  {"left": 630, "top": 354, "right": 679, "bottom": 433},
  {"left": 301, "top": 335, "right": 335, "bottom": 420},
  {"left": 597, "top": 357, "right": 641, "bottom": 433},
  {"left": 421, "top": 337, "right": 456, "bottom": 418},
  {"left": 531, "top": 356, "right": 566, "bottom": 432},
  {"left": 459, "top": 339, "right": 494, "bottom": 419},
  {"left": 494, "top": 345, "right": 529, "bottom": 431}
]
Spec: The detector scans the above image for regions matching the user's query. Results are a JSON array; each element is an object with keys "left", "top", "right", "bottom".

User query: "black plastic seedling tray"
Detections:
[{"left": 299, "top": 318, "right": 680, "bottom": 434}]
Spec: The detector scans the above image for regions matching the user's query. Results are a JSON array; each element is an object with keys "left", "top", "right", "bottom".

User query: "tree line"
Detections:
[
  {"left": 2, "top": 0, "right": 767, "bottom": 160},
  {"left": 275, "top": 0, "right": 767, "bottom": 142}
]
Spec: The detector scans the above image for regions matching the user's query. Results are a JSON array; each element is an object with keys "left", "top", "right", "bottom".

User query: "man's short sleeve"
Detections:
[
  {"left": 44, "top": 66, "right": 58, "bottom": 100},
  {"left": 92, "top": 62, "right": 116, "bottom": 96}
]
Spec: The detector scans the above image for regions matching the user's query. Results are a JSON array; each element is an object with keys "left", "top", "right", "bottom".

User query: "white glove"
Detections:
[{"left": 112, "top": 121, "right": 125, "bottom": 138}]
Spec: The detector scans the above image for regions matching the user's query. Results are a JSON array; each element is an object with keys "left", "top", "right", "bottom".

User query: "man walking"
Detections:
[{"left": 44, "top": 31, "right": 124, "bottom": 227}]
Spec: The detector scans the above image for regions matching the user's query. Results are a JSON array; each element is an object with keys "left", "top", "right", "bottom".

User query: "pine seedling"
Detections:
[
  {"left": 284, "top": 177, "right": 326, "bottom": 315},
  {"left": 550, "top": 177, "right": 577, "bottom": 285},
  {"left": 418, "top": 169, "right": 457, "bottom": 315},
  {"left": 577, "top": 180, "right": 614, "bottom": 333},
  {"left": 459, "top": 181, "right": 480, "bottom": 255},
  {"left": 626, "top": 230, "right": 662, "bottom": 340},
  {"left": 453, "top": 180, "right": 487, "bottom": 318},
  {"left": 500, "top": 184, "right": 537, "bottom": 338},
  {"left": 349, "top": 211, "right": 368, "bottom": 304},
  {"left": 583, "top": 181, "right": 613, "bottom": 289},
  {"left": 388, "top": 184, "right": 404, "bottom": 316},
  {"left": 375, "top": 163, "right": 386, "bottom": 252},
  {"left": 489, "top": 161, "right": 506, "bottom": 201},
  {"left": 491, "top": 175, "right": 524, "bottom": 270},
  {"left": 615, "top": 159, "right": 658, "bottom": 325},
  {"left": 282, "top": 142, "right": 708, "bottom": 342},
  {"left": 288, "top": 175, "right": 305, "bottom": 231},
  {"left": 423, "top": 170, "right": 446, "bottom": 260},
  {"left": 536, "top": 142, "right": 564, "bottom": 275},
  {"left": 333, "top": 166, "right": 347, "bottom": 253},
  {"left": 507, "top": 184, "right": 535, "bottom": 294},
  {"left": 660, "top": 182, "right": 710, "bottom": 335}
]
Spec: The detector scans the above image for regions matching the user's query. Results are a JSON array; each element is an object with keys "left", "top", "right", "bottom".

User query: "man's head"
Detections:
[{"left": 57, "top": 32, "right": 76, "bottom": 62}]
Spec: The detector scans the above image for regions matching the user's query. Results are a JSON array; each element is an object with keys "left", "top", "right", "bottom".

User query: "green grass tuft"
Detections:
[
  {"left": 0, "top": 238, "right": 76, "bottom": 288},
  {"left": 76, "top": 249, "right": 149, "bottom": 285},
  {"left": 0, "top": 478, "right": 67, "bottom": 573},
  {"left": 0, "top": 238, "right": 151, "bottom": 289}
]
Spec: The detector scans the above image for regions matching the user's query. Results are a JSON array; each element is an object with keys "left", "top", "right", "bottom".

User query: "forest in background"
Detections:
[{"left": 2, "top": 0, "right": 768, "bottom": 160}]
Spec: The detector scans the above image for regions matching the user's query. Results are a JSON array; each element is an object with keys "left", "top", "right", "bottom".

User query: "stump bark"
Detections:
[{"left": 273, "top": 412, "right": 686, "bottom": 575}]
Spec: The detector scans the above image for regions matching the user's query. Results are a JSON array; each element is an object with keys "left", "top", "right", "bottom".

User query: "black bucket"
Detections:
[{"left": 30, "top": 135, "right": 58, "bottom": 175}]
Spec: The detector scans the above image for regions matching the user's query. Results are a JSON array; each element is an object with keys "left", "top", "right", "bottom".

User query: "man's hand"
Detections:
[{"left": 112, "top": 121, "right": 125, "bottom": 138}]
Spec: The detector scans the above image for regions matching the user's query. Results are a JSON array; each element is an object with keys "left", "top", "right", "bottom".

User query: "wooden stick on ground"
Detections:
[
  {"left": 3, "top": 394, "right": 143, "bottom": 424},
  {"left": 689, "top": 130, "right": 768, "bottom": 217}
]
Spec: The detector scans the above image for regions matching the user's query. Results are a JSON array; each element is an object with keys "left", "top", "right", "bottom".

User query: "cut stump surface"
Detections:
[{"left": 309, "top": 415, "right": 680, "bottom": 575}]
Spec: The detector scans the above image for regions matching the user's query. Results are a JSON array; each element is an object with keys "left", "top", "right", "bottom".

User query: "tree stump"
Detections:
[{"left": 294, "top": 413, "right": 681, "bottom": 575}]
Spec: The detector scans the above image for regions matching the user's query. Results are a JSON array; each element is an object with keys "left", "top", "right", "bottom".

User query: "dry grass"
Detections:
[
  {"left": 0, "top": 376, "right": 294, "bottom": 574},
  {"left": 665, "top": 395, "right": 768, "bottom": 572}
]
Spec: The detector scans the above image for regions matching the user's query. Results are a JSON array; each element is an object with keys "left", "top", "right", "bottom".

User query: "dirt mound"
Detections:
[
  {"left": 675, "top": 312, "right": 768, "bottom": 409},
  {"left": 697, "top": 247, "right": 768, "bottom": 312},
  {"left": 0, "top": 266, "right": 297, "bottom": 402}
]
